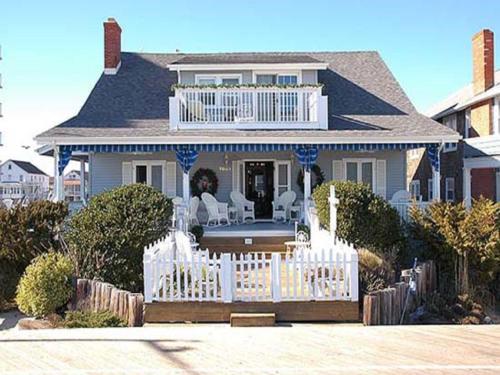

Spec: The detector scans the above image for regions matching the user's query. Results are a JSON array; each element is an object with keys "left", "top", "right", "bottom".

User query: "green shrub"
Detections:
[
  {"left": 190, "top": 225, "right": 204, "bottom": 242},
  {"left": 410, "top": 198, "right": 500, "bottom": 297},
  {"left": 65, "top": 184, "right": 172, "bottom": 292},
  {"left": 16, "top": 252, "right": 73, "bottom": 318},
  {"left": 0, "top": 201, "right": 68, "bottom": 305},
  {"left": 312, "top": 180, "right": 405, "bottom": 257},
  {"left": 63, "top": 310, "right": 126, "bottom": 328}
]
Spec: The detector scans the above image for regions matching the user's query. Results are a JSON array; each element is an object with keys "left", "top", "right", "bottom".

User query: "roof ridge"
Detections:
[{"left": 122, "top": 50, "right": 379, "bottom": 56}]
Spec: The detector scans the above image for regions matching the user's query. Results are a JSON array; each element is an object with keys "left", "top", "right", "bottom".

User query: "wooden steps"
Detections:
[
  {"left": 200, "top": 236, "right": 294, "bottom": 253},
  {"left": 230, "top": 313, "right": 276, "bottom": 327}
]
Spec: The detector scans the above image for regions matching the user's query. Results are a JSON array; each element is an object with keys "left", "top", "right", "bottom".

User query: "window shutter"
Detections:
[
  {"left": 376, "top": 160, "right": 387, "bottom": 199},
  {"left": 332, "top": 160, "right": 344, "bottom": 181},
  {"left": 165, "top": 162, "right": 177, "bottom": 198},
  {"left": 122, "top": 162, "right": 132, "bottom": 185},
  {"left": 232, "top": 160, "right": 238, "bottom": 192}
]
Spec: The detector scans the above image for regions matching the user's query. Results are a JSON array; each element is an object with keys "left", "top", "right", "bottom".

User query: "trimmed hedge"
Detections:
[
  {"left": 65, "top": 184, "right": 172, "bottom": 292},
  {"left": 63, "top": 310, "right": 126, "bottom": 328},
  {"left": 16, "top": 252, "right": 73, "bottom": 318},
  {"left": 312, "top": 180, "right": 405, "bottom": 257}
]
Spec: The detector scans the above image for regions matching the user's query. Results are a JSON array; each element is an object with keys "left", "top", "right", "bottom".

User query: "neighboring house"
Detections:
[
  {"left": 0, "top": 159, "right": 50, "bottom": 200},
  {"left": 63, "top": 170, "right": 88, "bottom": 202},
  {"left": 35, "top": 18, "right": 458, "bottom": 229},
  {"left": 411, "top": 29, "right": 500, "bottom": 205}
]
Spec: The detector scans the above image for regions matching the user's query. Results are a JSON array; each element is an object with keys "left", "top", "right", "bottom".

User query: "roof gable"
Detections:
[{"left": 36, "top": 51, "right": 457, "bottom": 141}]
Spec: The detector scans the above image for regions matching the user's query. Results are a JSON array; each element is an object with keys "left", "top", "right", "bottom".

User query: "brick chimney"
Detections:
[
  {"left": 104, "top": 18, "right": 122, "bottom": 75},
  {"left": 472, "top": 29, "right": 494, "bottom": 95}
]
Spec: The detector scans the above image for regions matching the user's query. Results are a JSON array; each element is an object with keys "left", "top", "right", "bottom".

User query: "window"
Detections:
[
  {"left": 132, "top": 161, "right": 165, "bottom": 193},
  {"left": 195, "top": 75, "right": 241, "bottom": 85},
  {"left": 8, "top": 164, "right": 11, "bottom": 170},
  {"left": 445, "top": 177, "right": 455, "bottom": 202},
  {"left": 277, "top": 75, "right": 298, "bottom": 85},
  {"left": 465, "top": 108, "right": 471, "bottom": 139},
  {"left": 427, "top": 179, "right": 433, "bottom": 201},
  {"left": 443, "top": 114, "right": 458, "bottom": 152},
  {"left": 344, "top": 159, "right": 375, "bottom": 190},
  {"left": 494, "top": 97, "right": 500, "bottom": 136},
  {"left": 410, "top": 180, "right": 421, "bottom": 199},
  {"left": 19, "top": 175, "right": 24, "bottom": 182}
]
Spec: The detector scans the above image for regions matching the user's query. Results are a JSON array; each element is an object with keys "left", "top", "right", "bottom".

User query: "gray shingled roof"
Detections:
[
  {"left": 171, "top": 53, "right": 323, "bottom": 65},
  {"left": 9, "top": 160, "right": 47, "bottom": 175},
  {"left": 36, "top": 51, "right": 458, "bottom": 142}
]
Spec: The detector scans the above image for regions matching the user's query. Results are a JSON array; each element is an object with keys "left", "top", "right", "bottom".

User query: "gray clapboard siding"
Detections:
[{"left": 89, "top": 150, "right": 406, "bottom": 201}]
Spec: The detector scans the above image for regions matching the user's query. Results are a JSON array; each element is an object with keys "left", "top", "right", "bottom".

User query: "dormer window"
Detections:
[
  {"left": 195, "top": 74, "right": 242, "bottom": 85},
  {"left": 254, "top": 73, "right": 299, "bottom": 85}
]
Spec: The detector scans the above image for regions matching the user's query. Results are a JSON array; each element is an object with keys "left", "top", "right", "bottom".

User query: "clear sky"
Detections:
[{"left": 1, "top": 0, "right": 499, "bottom": 174}]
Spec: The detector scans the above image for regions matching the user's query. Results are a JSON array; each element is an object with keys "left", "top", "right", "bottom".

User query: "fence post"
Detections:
[
  {"left": 143, "top": 252, "right": 153, "bottom": 303},
  {"left": 220, "top": 253, "right": 233, "bottom": 303},
  {"left": 271, "top": 253, "right": 282, "bottom": 302},
  {"left": 350, "top": 249, "right": 359, "bottom": 302}
]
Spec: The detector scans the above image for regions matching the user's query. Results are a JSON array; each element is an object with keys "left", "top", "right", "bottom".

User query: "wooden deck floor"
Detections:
[{"left": 1, "top": 324, "right": 500, "bottom": 374}]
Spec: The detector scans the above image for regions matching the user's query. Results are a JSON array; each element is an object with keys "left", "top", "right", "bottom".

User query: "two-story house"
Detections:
[
  {"left": 0, "top": 159, "right": 50, "bottom": 201},
  {"left": 413, "top": 29, "right": 500, "bottom": 205},
  {"left": 35, "top": 18, "right": 458, "bottom": 243}
]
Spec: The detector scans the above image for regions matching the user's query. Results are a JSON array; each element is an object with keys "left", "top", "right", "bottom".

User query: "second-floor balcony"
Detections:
[{"left": 169, "top": 85, "right": 328, "bottom": 130}]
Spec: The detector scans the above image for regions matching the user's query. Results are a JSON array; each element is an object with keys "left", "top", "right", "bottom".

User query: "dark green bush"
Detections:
[
  {"left": 16, "top": 252, "right": 73, "bottom": 318},
  {"left": 65, "top": 184, "right": 172, "bottom": 292},
  {"left": 0, "top": 201, "right": 68, "bottom": 304},
  {"left": 190, "top": 225, "right": 204, "bottom": 242},
  {"left": 312, "top": 180, "right": 405, "bottom": 257},
  {"left": 63, "top": 310, "right": 126, "bottom": 328}
]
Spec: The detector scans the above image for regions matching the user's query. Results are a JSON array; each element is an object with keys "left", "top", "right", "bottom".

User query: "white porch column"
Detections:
[
  {"left": 79, "top": 159, "right": 86, "bottom": 203},
  {"left": 303, "top": 167, "right": 311, "bottom": 225},
  {"left": 53, "top": 146, "right": 64, "bottom": 202},
  {"left": 463, "top": 167, "right": 472, "bottom": 208},
  {"left": 432, "top": 168, "right": 441, "bottom": 202},
  {"left": 182, "top": 171, "right": 190, "bottom": 204}
]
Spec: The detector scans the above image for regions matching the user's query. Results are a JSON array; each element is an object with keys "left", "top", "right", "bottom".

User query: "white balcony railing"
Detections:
[{"left": 169, "top": 86, "right": 328, "bottom": 130}]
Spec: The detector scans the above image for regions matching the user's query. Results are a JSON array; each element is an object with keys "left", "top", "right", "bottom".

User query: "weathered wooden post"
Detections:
[{"left": 328, "top": 185, "right": 339, "bottom": 241}]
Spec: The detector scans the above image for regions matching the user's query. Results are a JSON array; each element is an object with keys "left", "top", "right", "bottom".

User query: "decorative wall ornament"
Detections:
[{"left": 190, "top": 168, "right": 219, "bottom": 197}]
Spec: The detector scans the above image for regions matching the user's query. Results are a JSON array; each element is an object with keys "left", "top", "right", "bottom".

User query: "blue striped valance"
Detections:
[
  {"left": 57, "top": 142, "right": 453, "bottom": 175},
  {"left": 294, "top": 147, "right": 319, "bottom": 171},
  {"left": 175, "top": 148, "right": 199, "bottom": 173}
]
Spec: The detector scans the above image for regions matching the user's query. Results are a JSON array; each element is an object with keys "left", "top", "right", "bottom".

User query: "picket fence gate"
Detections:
[
  {"left": 143, "top": 186, "right": 359, "bottom": 304},
  {"left": 143, "top": 233, "right": 358, "bottom": 304}
]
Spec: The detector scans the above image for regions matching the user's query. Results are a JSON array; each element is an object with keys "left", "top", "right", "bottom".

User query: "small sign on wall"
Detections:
[
  {"left": 244, "top": 238, "right": 253, "bottom": 245},
  {"left": 219, "top": 166, "right": 232, "bottom": 172}
]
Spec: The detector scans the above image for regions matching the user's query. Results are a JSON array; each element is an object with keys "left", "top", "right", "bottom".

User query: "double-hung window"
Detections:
[
  {"left": 427, "top": 178, "right": 434, "bottom": 201},
  {"left": 133, "top": 161, "right": 165, "bottom": 193},
  {"left": 443, "top": 114, "right": 458, "bottom": 152},
  {"left": 410, "top": 180, "right": 421, "bottom": 199},
  {"left": 445, "top": 177, "right": 455, "bottom": 202},
  {"left": 344, "top": 159, "right": 375, "bottom": 190}
]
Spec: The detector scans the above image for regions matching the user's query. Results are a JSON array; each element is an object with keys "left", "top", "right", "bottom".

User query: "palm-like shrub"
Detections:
[
  {"left": 65, "top": 184, "right": 172, "bottom": 292},
  {"left": 16, "top": 252, "right": 73, "bottom": 318},
  {"left": 410, "top": 198, "right": 500, "bottom": 297}
]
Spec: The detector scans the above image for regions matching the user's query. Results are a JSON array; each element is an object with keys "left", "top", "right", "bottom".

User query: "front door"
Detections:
[{"left": 245, "top": 161, "right": 274, "bottom": 219}]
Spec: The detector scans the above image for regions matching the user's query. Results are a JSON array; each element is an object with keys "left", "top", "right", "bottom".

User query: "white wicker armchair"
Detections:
[{"left": 201, "top": 192, "right": 230, "bottom": 226}]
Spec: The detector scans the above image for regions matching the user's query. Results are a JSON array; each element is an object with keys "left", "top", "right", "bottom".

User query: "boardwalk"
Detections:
[{"left": 1, "top": 324, "right": 500, "bottom": 374}]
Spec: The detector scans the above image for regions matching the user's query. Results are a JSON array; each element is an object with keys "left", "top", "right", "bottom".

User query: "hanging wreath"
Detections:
[
  {"left": 190, "top": 168, "right": 219, "bottom": 197},
  {"left": 297, "top": 164, "right": 325, "bottom": 193}
]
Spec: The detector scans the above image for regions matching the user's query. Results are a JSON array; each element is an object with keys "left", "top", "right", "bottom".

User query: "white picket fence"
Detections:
[
  {"left": 144, "top": 186, "right": 359, "bottom": 304},
  {"left": 143, "top": 233, "right": 358, "bottom": 304}
]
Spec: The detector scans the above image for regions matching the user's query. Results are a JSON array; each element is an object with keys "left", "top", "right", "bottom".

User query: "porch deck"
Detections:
[{"left": 203, "top": 222, "right": 295, "bottom": 237}]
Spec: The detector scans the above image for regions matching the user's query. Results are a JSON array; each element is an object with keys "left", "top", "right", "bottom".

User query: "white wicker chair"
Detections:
[
  {"left": 230, "top": 191, "right": 255, "bottom": 223},
  {"left": 272, "top": 190, "right": 296, "bottom": 222},
  {"left": 189, "top": 196, "right": 200, "bottom": 225},
  {"left": 201, "top": 192, "right": 230, "bottom": 226}
]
